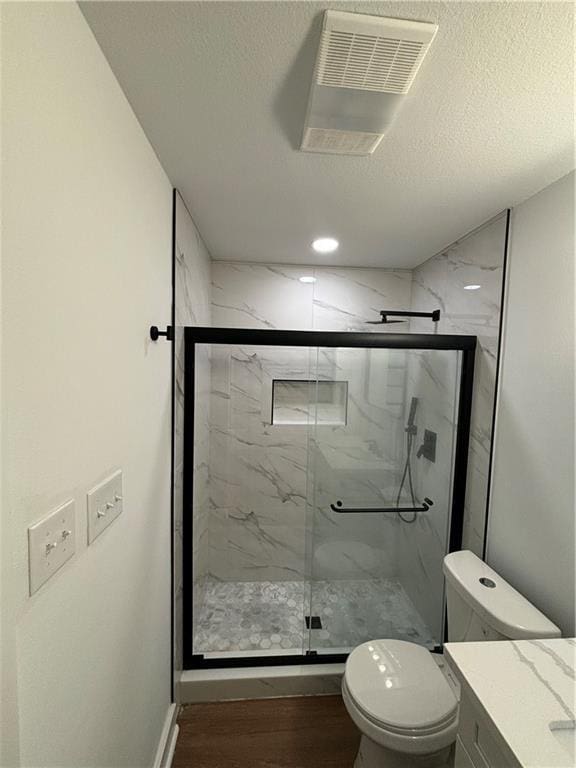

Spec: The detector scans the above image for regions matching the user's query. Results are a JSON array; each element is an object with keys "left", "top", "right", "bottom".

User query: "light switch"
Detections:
[
  {"left": 28, "top": 499, "right": 76, "bottom": 595},
  {"left": 87, "top": 470, "right": 123, "bottom": 544}
]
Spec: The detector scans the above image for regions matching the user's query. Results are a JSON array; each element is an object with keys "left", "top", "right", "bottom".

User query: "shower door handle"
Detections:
[{"left": 329, "top": 498, "right": 433, "bottom": 514}]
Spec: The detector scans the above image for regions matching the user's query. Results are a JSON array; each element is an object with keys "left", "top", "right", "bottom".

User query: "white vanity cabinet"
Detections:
[{"left": 454, "top": 687, "right": 519, "bottom": 768}]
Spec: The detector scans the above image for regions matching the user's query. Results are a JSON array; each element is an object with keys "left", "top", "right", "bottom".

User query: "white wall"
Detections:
[
  {"left": 487, "top": 172, "right": 575, "bottom": 636},
  {"left": 1, "top": 4, "right": 172, "bottom": 766}
]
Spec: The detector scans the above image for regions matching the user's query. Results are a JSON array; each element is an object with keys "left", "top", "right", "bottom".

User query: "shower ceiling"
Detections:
[{"left": 81, "top": 1, "right": 574, "bottom": 267}]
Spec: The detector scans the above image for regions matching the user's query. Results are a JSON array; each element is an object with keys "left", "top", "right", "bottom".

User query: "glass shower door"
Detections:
[
  {"left": 305, "top": 345, "right": 462, "bottom": 655},
  {"left": 184, "top": 327, "right": 474, "bottom": 668},
  {"left": 190, "top": 341, "right": 319, "bottom": 660}
]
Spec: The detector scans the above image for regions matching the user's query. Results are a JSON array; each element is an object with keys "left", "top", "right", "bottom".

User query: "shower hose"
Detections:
[{"left": 395, "top": 428, "right": 418, "bottom": 524}]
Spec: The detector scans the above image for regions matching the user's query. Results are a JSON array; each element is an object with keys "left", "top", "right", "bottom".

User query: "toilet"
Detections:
[{"left": 342, "top": 550, "right": 561, "bottom": 768}]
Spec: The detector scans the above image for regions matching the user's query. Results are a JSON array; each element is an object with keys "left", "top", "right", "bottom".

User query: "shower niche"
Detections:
[
  {"left": 271, "top": 379, "right": 348, "bottom": 426},
  {"left": 182, "top": 328, "right": 475, "bottom": 668}
]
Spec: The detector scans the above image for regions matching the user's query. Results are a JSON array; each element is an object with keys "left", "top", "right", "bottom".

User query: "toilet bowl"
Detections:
[
  {"left": 342, "top": 639, "right": 458, "bottom": 768},
  {"left": 342, "top": 551, "right": 562, "bottom": 767}
]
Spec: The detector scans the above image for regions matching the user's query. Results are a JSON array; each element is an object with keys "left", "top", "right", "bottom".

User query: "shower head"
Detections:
[
  {"left": 366, "top": 318, "right": 407, "bottom": 324},
  {"left": 367, "top": 310, "right": 408, "bottom": 324}
]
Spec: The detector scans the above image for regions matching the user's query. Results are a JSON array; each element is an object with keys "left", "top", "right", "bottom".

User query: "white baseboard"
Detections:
[
  {"left": 152, "top": 703, "right": 179, "bottom": 768},
  {"left": 164, "top": 724, "right": 179, "bottom": 768}
]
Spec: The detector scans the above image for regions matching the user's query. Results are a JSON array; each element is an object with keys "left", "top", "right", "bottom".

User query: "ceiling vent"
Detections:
[
  {"left": 301, "top": 12, "right": 437, "bottom": 156},
  {"left": 302, "top": 127, "right": 384, "bottom": 156}
]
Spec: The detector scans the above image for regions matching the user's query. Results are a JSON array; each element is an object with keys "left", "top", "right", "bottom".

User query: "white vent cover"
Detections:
[
  {"left": 300, "top": 12, "right": 438, "bottom": 156},
  {"left": 315, "top": 13, "right": 437, "bottom": 94},
  {"left": 302, "top": 128, "right": 383, "bottom": 155}
]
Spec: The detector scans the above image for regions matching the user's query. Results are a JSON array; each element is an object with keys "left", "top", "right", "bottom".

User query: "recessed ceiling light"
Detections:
[
  {"left": 299, "top": 275, "right": 316, "bottom": 284},
  {"left": 464, "top": 284, "right": 481, "bottom": 290},
  {"left": 312, "top": 237, "right": 339, "bottom": 254}
]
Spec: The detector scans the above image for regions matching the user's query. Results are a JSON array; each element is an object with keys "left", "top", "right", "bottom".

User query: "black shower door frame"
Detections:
[{"left": 182, "top": 327, "right": 476, "bottom": 670}]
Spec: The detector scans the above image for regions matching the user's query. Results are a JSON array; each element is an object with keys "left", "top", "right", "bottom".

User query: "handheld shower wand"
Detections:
[
  {"left": 406, "top": 396, "right": 418, "bottom": 433},
  {"left": 396, "top": 397, "right": 419, "bottom": 523}
]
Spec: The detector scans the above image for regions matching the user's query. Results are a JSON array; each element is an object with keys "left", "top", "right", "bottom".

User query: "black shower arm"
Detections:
[{"left": 329, "top": 498, "right": 434, "bottom": 514}]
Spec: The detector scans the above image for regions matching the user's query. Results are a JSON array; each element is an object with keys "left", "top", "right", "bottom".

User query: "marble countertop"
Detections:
[{"left": 445, "top": 639, "right": 576, "bottom": 768}]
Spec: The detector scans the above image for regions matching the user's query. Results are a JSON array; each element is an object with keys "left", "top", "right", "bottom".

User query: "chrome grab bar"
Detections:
[{"left": 329, "top": 498, "right": 434, "bottom": 514}]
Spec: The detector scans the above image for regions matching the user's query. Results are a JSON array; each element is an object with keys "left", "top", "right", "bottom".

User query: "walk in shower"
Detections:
[{"left": 183, "top": 328, "right": 475, "bottom": 668}]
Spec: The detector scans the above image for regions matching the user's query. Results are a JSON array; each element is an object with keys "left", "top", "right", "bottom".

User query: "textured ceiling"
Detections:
[{"left": 81, "top": 1, "right": 574, "bottom": 267}]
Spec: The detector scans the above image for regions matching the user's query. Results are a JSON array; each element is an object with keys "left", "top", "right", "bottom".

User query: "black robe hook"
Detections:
[{"left": 150, "top": 325, "right": 173, "bottom": 341}]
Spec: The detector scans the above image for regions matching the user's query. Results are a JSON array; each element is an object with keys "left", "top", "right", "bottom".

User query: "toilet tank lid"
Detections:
[{"left": 443, "top": 551, "right": 561, "bottom": 640}]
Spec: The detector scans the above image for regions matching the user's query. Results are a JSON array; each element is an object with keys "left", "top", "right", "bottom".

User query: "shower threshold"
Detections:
[{"left": 192, "top": 578, "right": 436, "bottom": 662}]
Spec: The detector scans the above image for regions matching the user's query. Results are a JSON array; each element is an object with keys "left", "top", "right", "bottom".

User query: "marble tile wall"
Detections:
[
  {"left": 397, "top": 348, "right": 461, "bottom": 641},
  {"left": 409, "top": 213, "right": 508, "bottom": 556},
  {"left": 204, "top": 343, "right": 408, "bottom": 584},
  {"left": 173, "top": 192, "right": 212, "bottom": 670},
  {"left": 308, "top": 346, "right": 410, "bottom": 585},
  {"left": 209, "top": 265, "right": 413, "bottom": 584},
  {"left": 179, "top": 219, "right": 505, "bottom": 642},
  {"left": 395, "top": 212, "right": 507, "bottom": 641},
  {"left": 211, "top": 263, "right": 412, "bottom": 332},
  {"left": 207, "top": 344, "right": 311, "bottom": 582}
]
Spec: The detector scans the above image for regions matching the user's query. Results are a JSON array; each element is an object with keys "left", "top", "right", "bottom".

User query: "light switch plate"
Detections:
[
  {"left": 87, "top": 470, "right": 123, "bottom": 544},
  {"left": 28, "top": 499, "right": 76, "bottom": 595}
]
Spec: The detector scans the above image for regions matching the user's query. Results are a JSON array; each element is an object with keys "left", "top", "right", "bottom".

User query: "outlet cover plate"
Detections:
[
  {"left": 87, "top": 470, "right": 123, "bottom": 544},
  {"left": 28, "top": 499, "right": 76, "bottom": 595}
]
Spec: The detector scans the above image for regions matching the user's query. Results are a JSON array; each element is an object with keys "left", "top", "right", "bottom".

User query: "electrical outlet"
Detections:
[
  {"left": 28, "top": 499, "right": 76, "bottom": 595},
  {"left": 87, "top": 470, "right": 123, "bottom": 544}
]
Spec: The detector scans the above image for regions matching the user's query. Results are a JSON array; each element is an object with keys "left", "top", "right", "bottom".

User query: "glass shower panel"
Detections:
[
  {"left": 306, "top": 346, "right": 461, "bottom": 654},
  {"left": 192, "top": 342, "right": 316, "bottom": 659}
]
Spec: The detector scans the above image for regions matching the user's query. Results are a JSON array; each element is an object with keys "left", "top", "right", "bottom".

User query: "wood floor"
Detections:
[{"left": 173, "top": 695, "right": 361, "bottom": 768}]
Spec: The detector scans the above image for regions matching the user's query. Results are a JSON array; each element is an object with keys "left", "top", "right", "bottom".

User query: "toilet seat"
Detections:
[
  {"left": 350, "top": 690, "right": 457, "bottom": 737},
  {"left": 343, "top": 639, "right": 458, "bottom": 755}
]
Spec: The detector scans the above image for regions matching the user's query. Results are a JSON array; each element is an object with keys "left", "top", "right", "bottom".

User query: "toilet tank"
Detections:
[{"left": 443, "top": 550, "right": 561, "bottom": 642}]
